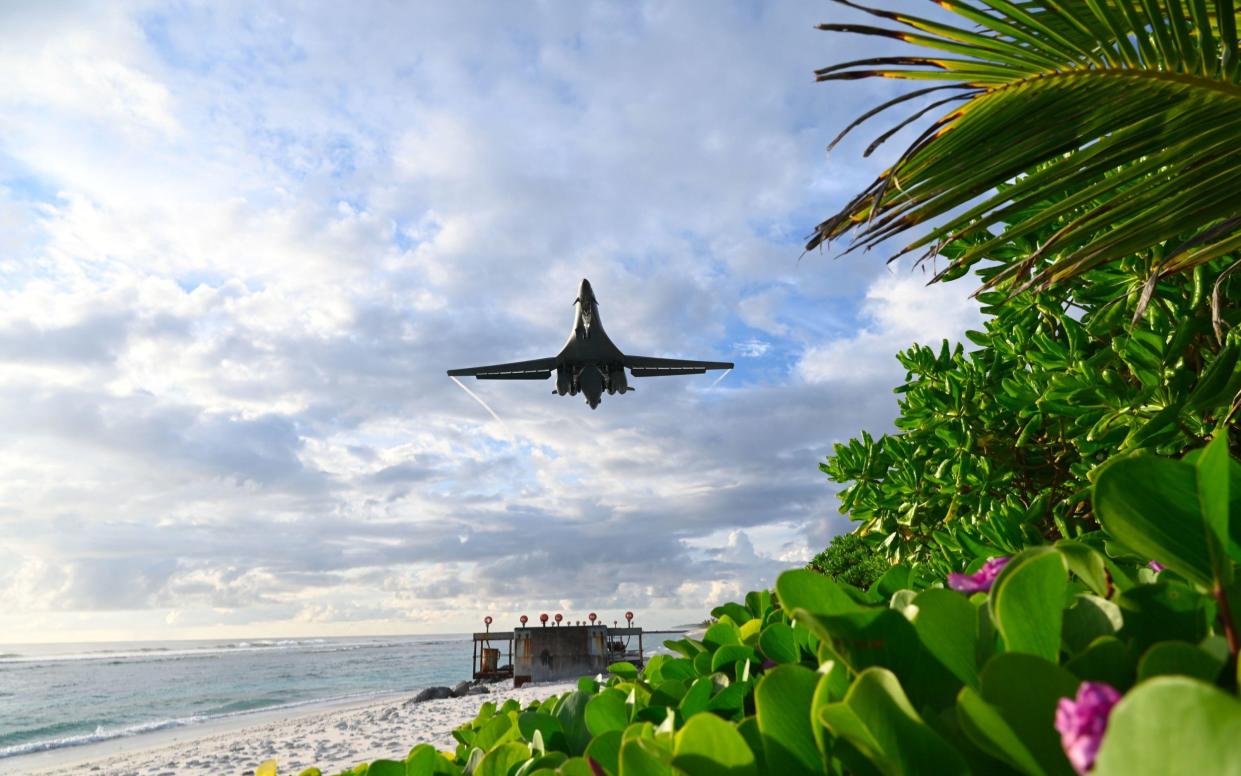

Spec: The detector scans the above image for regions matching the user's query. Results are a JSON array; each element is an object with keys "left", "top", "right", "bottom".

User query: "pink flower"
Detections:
[
  {"left": 1055, "top": 682, "right": 1121, "bottom": 774},
  {"left": 1148, "top": 560, "right": 1165, "bottom": 573},
  {"left": 947, "top": 556, "right": 1010, "bottom": 594}
]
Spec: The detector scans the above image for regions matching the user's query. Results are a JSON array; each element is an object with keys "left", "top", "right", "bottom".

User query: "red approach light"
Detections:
[
  {"left": 625, "top": 611, "right": 634, "bottom": 623},
  {"left": 588, "top": 612, "right": 597, "bottom": 624},
  {"left": 540, "top": 613, "right": 549, "bottom": 626},
  {"left": 484, "top": 616, "right": 493, "bottom": 625},
  {"left": 520, "top": 615, "right": 529, "bottom": 625},
  {"left": 554, "top": 613, "right": 563, "bottom": 625}
]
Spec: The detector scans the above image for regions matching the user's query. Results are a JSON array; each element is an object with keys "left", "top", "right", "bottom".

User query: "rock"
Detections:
[
  {"left": 467, "top": 685, "right": 490, "bottom": 695},
  {"left": 451, "top": 680, "right": 472, "bottom": 697},
  {"left": 407, "top": 685, "right": 455, "bottom": 704}
]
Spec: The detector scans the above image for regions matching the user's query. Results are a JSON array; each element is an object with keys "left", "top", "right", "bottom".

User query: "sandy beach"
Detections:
[{"left": 1, "top": 681, "right": 579, "bottom": 776}]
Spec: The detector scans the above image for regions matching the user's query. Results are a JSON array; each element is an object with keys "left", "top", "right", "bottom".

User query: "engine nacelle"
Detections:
[
  {"left": 607, "top": 366, "right": 628, "bottom": 395},
  {"left": 556, "top": 366, "right": 571, "bottom": 396}
]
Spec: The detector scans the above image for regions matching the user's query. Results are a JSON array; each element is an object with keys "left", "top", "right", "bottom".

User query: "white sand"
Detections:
[{"left": 1, "top": 681, "right": 579, "bottom": 776}]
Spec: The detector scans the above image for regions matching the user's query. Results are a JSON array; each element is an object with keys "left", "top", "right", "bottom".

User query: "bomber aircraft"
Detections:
[{"left": 447, "top": 278, "right": 733, "bottom": 409}]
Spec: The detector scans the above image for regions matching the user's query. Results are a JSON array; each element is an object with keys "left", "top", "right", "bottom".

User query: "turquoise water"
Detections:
[
  {"left": 0, "top": 631, "right": 680, "bottom": 760},
  {"left": 0, "top": 635, "right": 471, "bottom": 759}
]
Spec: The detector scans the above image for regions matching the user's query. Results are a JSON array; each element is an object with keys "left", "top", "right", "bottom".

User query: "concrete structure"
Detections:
[
  {"left": 472, "top": 620, "right": 646, "bottom": 687},
  {"left": 514, "top": 625, "right": 609, "bottom": 684}
]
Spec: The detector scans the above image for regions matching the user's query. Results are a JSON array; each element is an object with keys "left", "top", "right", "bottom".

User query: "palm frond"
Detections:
[{"left": 810, "top": 0, "right": 1241, "bottom": 294}]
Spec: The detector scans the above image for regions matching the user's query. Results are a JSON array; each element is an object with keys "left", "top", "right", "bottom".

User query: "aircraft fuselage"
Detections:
[{"left": 555, "top": 279, "right": 630, "bottom": 409}]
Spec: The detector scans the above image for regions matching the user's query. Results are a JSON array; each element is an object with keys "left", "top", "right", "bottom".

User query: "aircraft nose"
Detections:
[{"left": 580, "top": 278, "right": 592, "bottom": 295}]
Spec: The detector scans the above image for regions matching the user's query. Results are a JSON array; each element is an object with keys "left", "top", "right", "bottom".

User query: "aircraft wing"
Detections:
[
  {"left": 624, "top": 355, "right": 733, "bottom": 377},
  {"left": 447, "top": 357, "right": 557, "bottom": 380}
]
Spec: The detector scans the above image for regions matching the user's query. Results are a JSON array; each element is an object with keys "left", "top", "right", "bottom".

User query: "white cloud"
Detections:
[
  {"left": 0, "top": 0, "right": 968, "bottom": 640},
  {"left": 798, "top": 267, "right": 983, "bottom": 385}
]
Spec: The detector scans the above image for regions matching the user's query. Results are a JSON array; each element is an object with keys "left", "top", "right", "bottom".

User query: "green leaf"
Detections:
[
  {"left": 989, "top": 548, "right": 1068, "bottom": 661},
  {"left": 556, "top": 757, "right": 596, "bottom": 776},
  {"left": 524, "top": 753, "right": 568, "bottom": 774},
  {"left": 746, "top": 590, "right": 773, "bottom": 619},
  {"left": 819, "top": 668, "right": 969, "bottom": 776},
  {"left": 648, "top": 679, "right": 688, "bottom": 708},
  {"left": 406, "top": 744, "right": 441, "bottom": 776},
  {"left": 585, "top": 730, "right": 623, "bottom": 776},
  {"left": 703, "top": 622, "right": 741, "bottom": 650},
  {"left": 758, "top": 622, "right": 800, "bottom": 664},
  {"left": 518, "top": 713, "right": 566, "bottom": 755},
  {"left": 755, "top": 665, "right": 821, "bottom": 774},
  {"left": 476, "top": 714, "right": 520, "bottom": 752},
  {"left": 956, "top": 686, "right": 1047, "bottom": 776},
  {"left": 776, "top": 569, "right": 863, "bottom": 616},
  {"left": 662, "top": 639, "right": 704, "bottom": 659},
  {"left": 679, "top": 677, "right": 712, "bottom": 718},
  {"left": 712, "top": 602, "right": 754, "bottom": 625},
  {"left": 1094, "top": 678, "right": 1241, "bottom": 774},
  {"left": 555, "top": 692, "right": 593, "bottom": 756},
  {"left": 659, "top": 659, "right": 695, "bottom": 682},
  {"left": 477, "top": 746, "right": 528, "bottom": 776},
  {"left": 622, "top": 721, "right": 654, "bottom": 743},
  {"left": 1061, "top": 595, "right": 1123, "bottom": 655},
  {"left": 1063, "top": 636, "right": 1136, "bottom": 690},
  {"left": 810, "top": 665, "right": 845, "bottom": 770},
  {"left": 609, "top": 662, "right": 638, "bottom": 680},
  {"left": 692, "top": 651, "right": 713, "bottom": 676},
  {"left": 619, "top": 737, "right": 672, "bottom": 776},
  {"left": 910, "top": 588, "right": 979, "bottom": 687},
  {"left": 705, "top": 680, "right": 751, "bottom": 718},
  {"left": 586, "top": 690, "right": 630, "bottom": 736},
  {"left": 1054, "top": 540, "right": 1110, "bottom": 597},
  {"left": 1115, "top": 581, "right": 1212, "bottom": 654},
  {"left": 1137, "top": 641, "right": 1225, "bottom": 683},
  {"left": 977, "top": 654, "right": 1078, "bottom": 776},
  {"left": 1197, "top": 431, "right": 1234, "bottom": 585},
  {"left": 711, "top": 645, "right": 757, "bottom": 674},
  {"left": 1093, "top": 454, "right": 1213, "bottom": 586},
  {"left": 671, "top": 712, "right": 759, "bottom": 776},
  {"left": 795, "top": 603, "right": 962, "bottom": 710},
  {"left": 873, "top": 565, "right": 911, "bottom": 599},
  {"left": 1187, "top": 343, "right": 1239, "bottom": 411}
]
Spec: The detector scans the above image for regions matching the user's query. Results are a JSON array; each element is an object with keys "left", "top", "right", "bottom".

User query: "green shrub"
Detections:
[
  {"left": 806, "top": 532, "right": 888, "bottom": 589},
  {"left": 823, "top": 243, "right": 1241, "bottom": 572}
]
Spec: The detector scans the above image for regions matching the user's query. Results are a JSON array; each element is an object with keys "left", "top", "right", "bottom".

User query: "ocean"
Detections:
[
  {"left": 0, "top": 635, "right": 479, "bottom": 761},
  {"left": 0, "top": 631, "right": 679, "bottom": 762}
]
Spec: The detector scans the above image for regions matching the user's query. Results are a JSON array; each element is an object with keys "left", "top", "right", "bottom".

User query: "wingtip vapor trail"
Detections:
[
  {"left": 709, "top": 369, "right": 731, "bottom": 389},
  {"left": 449, "top": 376, "right": 510, "bottom": 432}
]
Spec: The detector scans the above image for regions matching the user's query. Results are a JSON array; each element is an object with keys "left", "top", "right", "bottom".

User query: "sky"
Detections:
[{"left": 0, "top": 0, "right": 983, "bottom": 642}]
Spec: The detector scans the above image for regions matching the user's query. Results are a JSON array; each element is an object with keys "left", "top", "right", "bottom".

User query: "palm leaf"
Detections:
[{"left": 809, "top": 0, "right": 1241, "bottom": 296}]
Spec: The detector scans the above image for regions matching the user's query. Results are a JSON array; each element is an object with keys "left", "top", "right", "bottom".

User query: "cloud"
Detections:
[
  {"left": 0, "top": 0, "right": 979, "bottom": 640},
  {"left": 798, "top": 267, "right": 984, "bottom": 386}
]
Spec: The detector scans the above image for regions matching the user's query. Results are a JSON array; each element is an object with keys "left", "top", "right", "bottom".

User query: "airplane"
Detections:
[{"left": 447, "top": 278, "right": 733, "bottom": 409}]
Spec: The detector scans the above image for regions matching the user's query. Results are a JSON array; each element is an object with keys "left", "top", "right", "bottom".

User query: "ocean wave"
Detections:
[
  {"left": 0, "top": 687, "right": 412, "bottom": 760},
  {"left": 0, "top": 639, "right": 407, "bottom": 665},
  {"left": 0, "top": 718, "right": 190, "bottom": 759}
]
